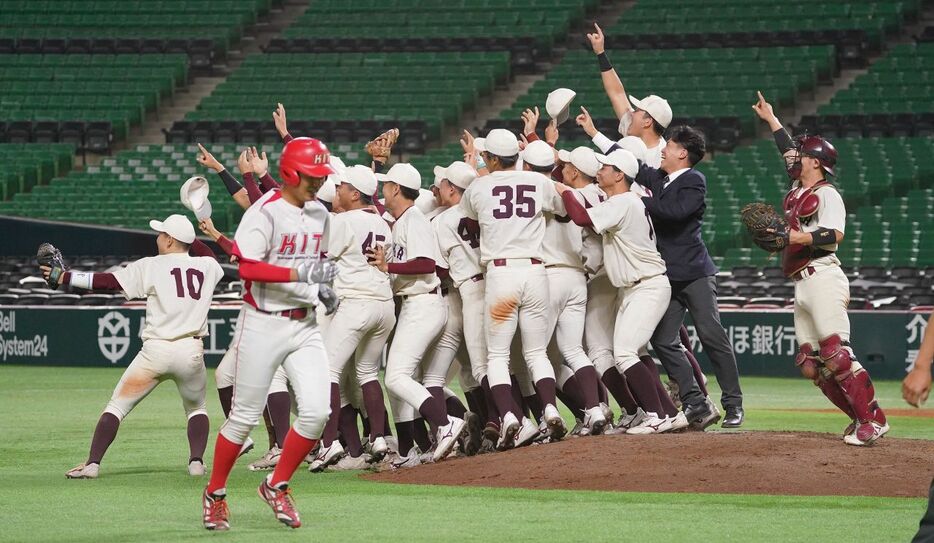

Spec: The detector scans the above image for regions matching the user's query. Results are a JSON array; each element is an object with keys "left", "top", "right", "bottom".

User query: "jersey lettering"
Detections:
[
  {"left": 361, "top": 231, "right": 387, "bottom": 254},
  {"left": 492, "top": 184, "right": 537, "bottom": 219},
  {"left": 278, "top": 234, "right": 297, "bottom": 255},
  {"left": 456, "top": 217, "right": 481, "bottom": 248},
  {"left": 170, "top": 267, "right": 205, "bottom": 300}
]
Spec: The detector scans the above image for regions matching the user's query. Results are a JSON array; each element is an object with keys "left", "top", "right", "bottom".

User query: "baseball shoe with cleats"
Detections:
[
  {"left": 309, "top": 441, "right": 345, "bottom": 472},
  {"left": 847, "top": 402, "right": 889, "bottom": 439},
  {"left": 463, "top": 411, "right": 484, "bottom": 456},
  {"left": 332, "top": 454, "right": 371, "bottom": 471},
  {"left": 188, "top": 459, "right": 205, "bottom": 476},
  {"left": 433, "top": 415, "right": 466, "bottom": 462},
  {"left": 544, "top": 404, "right": 567, "bottom": 441},
  {"left": 605, "top": 408, "right": 646, "bottom": 435},
  {"left": 515, "top": 416, "right": 540, "bottom": 447},
  {"left": 249, "top": 446, "right": 282, "bottom": 471},
  {"left": 666, "top": 380, "right": 682, "bottom": 410},
  {"left": 584, "top": 406, "right": 608, "bottom": 435},
  {"left": 496, "top": 412, "right": 520, "bottom": 450},
  {"left": 479, "top": 437, "right": 497, "bottom": 454},
  {"left": 668, "top": 412, "right": 690, "bottom": 432},
  {"left": 202, "top": 487, "right": 230, "bottom": 531},
  {"left": 238, "top": 437, "right": 255, "bottom": 458},
  {"left": 569, "top": 419, "right": 586, "bottom": 437},
  {"left": 258, "top": 477, "right": 301, "bottom": 528},
  {"left": 66, "top": 462, "right": 99, "bottom": 479},
  {"left": 534, "top": 420, "right": 551, "bottom": 443},
  {"left": 600, "top": 402, "right": 615, "bottom": 428},
  {"left": 627, "top": 413, "right": 673, "bottom": 435},
  {"left": 685, "top": 400, "right": 720, "bottom": 431},
  {"left": 389, "top": 449, "right": 422, "bottom": 470},
  {"left": 844, "top": 421, "right": 887, "bottom": 447},
  {"left": 364, "top": 437, "right": 389, "bottom": 463}
]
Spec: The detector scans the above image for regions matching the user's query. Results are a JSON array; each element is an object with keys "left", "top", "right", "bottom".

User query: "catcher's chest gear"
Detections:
[{"left": 781, "top": 181, "right": 833, "bottom": 277}]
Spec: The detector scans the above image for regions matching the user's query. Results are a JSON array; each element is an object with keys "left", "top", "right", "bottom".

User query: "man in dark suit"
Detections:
[{"left": 636, "top": 126, "right": 744, "bottom": 429}]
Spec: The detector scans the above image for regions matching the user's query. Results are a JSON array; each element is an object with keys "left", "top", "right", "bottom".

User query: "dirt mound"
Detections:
[{"left": 365, "top": 432, "right": 934, "bottom": 498}]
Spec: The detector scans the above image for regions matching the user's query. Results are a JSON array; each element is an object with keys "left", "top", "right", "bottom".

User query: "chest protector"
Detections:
[{"left": 781, "top": 181, "right": 832, "bottom": 277}]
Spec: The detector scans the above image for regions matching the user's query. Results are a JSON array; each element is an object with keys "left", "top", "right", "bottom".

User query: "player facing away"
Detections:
[
  {"left": 753, "top": 93, "right": 888, "bottom": 446},
  {"left": 201, "top": 137, "right": 341, "bottom": 531},
  {"left": 41, "top": 215, "right": 224, "bottom": 479}
]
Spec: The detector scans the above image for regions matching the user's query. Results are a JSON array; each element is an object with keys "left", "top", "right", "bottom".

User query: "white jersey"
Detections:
[
  {"left": 542, "top": 211, "right": 584, "bottom": 270},
  {"left": 644, "top": 138, "right": 665, "bottom": 169},
  {"left": 434, "top": 205, "right": 483, "bottom": 288},
  {"left": 114, "top": 253, "right": 223, "bottom": 341},
  {"left": 328, "top": 208, "right": 393, "bottom": 301},
  {"left": 588, "top": 191, "right": 667, "bottom": 288},
  {"left": 794, "top": 182, "right": 845, "bottom": 270},
  {"left": 426, "top": 205, "right": 448, "bottom": 221},
  {"left": 389, "top": 205, "right": 441, "bottom": 296},
  {"left": 460, "top": 170, "right": 565, "bottom": 265},
  {"left": 576, "top": 183, "right": 607, "bottom": 277},
  {"left": 234, "top": 189, "right": 330, "bottom": 312}
]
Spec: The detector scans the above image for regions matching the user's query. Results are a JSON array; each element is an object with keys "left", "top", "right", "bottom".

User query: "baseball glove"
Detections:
[
  {"left": 364, "top": 128, "right": 399, "bottom": 163},
  {"left": 36, "top": 242, "right": 67, "bottom": 289},
  {"left": 740, "top": 202, "right": 789, "bottom": 253}
]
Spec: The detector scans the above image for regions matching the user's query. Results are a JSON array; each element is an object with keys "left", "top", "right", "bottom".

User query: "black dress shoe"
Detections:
[
  {"left": 684, "top": 402, "right": 719, "bottom": 430},
  {"left": 722, "top": 407, "right": 744, "bottom": 428}
]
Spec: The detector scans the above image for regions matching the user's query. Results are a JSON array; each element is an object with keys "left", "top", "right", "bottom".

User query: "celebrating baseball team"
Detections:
[{"left": 38, "top": 24, "right": 890, "bottom": 532}]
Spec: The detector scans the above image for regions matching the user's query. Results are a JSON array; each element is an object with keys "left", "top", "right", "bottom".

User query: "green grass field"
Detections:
[{"left": 2, "top": 366, "right": 929, "bottom": 542}]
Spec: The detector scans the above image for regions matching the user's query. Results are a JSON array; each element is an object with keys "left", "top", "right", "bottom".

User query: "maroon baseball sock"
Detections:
[
  {"left": 640, "top": 355, "right": 678, "bottom": 417},
  {"left": 270, "top": 429, "right": 318, "bottom": 487},
  {"left": 556, "top": 386, "right": 584, "bottom": 421},
  {"left": 383, "top": 417, "right": 393, "bottom": 437},
  {"left": 624, "top": 364, "right": 665, "bottom": 416},
  {"left": 481, "top": 377, "right": 501, "bottom": 424},
  {"left": 266, "top": 391, "right": 292, "bottom": 448},
  {"left": 87, "top": 412, "right": 121, "bottom": 465},
  {"left": 510, "top": 375, "right": 529, "bottom": 418},
  {"left": 534, "top": 377, "right": 558, "bottom": 409},
  {"left": 262, "top": 408, "right": 277, "bottom": 449},
  {"left": 361, "top": 381, "right": 387, "bottom": 440},
  {"left": 601, "top": 368, "right": 639, "bottom": 414},
  {"left": 598, "top": 381, "right": 609, "bottom": 404},
  {"left": 445, "top": 395, "right": 468, "bottom": 419},
  {"left": 321, "top": 383, "right": 341, "bottom": 446},
  {"left": 394, "top": 421, "right": 415, "bottom": 456},
  {"left": 207, "top": 434, "right": 242, "bottom": 494},
  {"left": 464, "top": 388, "right": 486, "bottom": 421},
  {"left": 426, "top": 386, "right": 450, "bottom": 423},
  {"left": 413, "top": 418, "right": 432, "bottom": 451},
  {"left": 573, "top": 366, "right": 601, "bottom": 409},
  {"left": 491, "top": 383, "right": 517, "bottom": 420},
  {"left": 217, "top": 386, "right": 233, "bottom": 418},
  {"left": 187, "top": 413, "right": 209, "bottom": 463},
  {"left": 418, "top": 396, "right": 449, "bottom": 429},
  {"left": 361, "top": 416, "right": 371, "bottom": 437},
  {"left": 338, "top": 405, "right": 363, "bottom": 456},
  {"left": 524, "top": 392, "right": 544, "bottom": 423}
]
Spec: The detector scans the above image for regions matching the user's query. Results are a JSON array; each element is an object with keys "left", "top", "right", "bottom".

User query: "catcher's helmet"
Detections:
[
  {"left": 279, "top": 137, "right": 335, "bottom": 186},
  {"left": 796, "top": 135, "right": 837, "bottom": 177}
]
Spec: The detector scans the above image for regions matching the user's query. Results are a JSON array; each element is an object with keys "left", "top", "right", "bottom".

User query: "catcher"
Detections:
[{"left": 750, "top": 91, "right": 888, "bottom": 446}]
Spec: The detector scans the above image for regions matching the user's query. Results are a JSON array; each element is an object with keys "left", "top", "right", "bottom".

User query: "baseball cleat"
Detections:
[
  {"left": 308, "top": 441, "right": 345, "bottom": 472},
  {"left": 600, "top": 402, "right": 615, "bottom": 428},
  {"left": 202, "top": 487, "right": 230, "bottom": 531},
  {"left": 249, "top": 447, "right": 282, "bottom": 471},
  {"left": 666, "top": 380, "right": 682, "bottom": 411},
  {"left": 626, "top": 413, "right": 673, "bottom": 435},
  {"left": 66, "top": 462, "right": 99, "bottom": 479},
  {"left": 569, "top": 419, "right": 587, "bottom": 437},
  {"left": 433, "top": 416, "right": 467, "bottom": 462},
  {"left": 534, "top": 420, "right": 551, "bottom": 443},
  {"left": 258, "top": 477, "right": 301, "bottom": 528},
  {"left": 668, "top": 412, "right": 690, "bottom": 432},
  {"left": 479, "top": 437, "right": 497, "bottom": 454},
  {"left": 188, "top": 459, "right": 206, "bottom": 477},
  {"left": 332, "top": 454, "right": 371, "bottom": 471},
  {"left": 686, "top": 400, "right": 720, "bottom": 431},
  {"left": 238, "top": 437, "right": 255, "bottom": 458},
  {"left": 496, "top": 412, "right": 520, "bottom": 450},
  {"left": 843, "top": 421, "right": 886, "bottom": 446},
  {"left": 544, "top": 404, "right": 567, "bottom": 441},
  {"left": 389, "top": 450, "right": 422, "bottom": 470},
  {"left": 515, "top": 417, "right": 540, "bottom": 447},
  {"left": 365, "top": 437, "right": 389, "bottom": 463},
  {"left": 463, "top": 412, "right": 484, "bottom": 456},
  {"left": 483, "top": 421, "right": 501, "bottom": 442},
  {"left": 584, "top": 406, "right": 608, "bottom": 435}
]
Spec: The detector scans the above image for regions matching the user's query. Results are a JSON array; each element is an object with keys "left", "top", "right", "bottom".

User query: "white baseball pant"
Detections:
[
  {"left": 545, "top": 266, "right": 593, "bottom": 373},
  {"left": 585, "top": 273, "right": 620, "bottom": 376},
  {"left": 215, "top": 307, "right": 289, "bottom": 395},
  {"left": 458, "top": 276, "right": 488, "bottom": 383},
  {"left": 220, "top": 305, "right": 330, "bottom": 443},
  {"left": 793, "top": 265, "right": 852, "bottom": 345},
  {"left": 104, "top": 337, "right": 206, "bottom": 421},
  {"left": 422, "top": 289, "right": 465, "bottom": 388},
  {"left": 614, "top": 275, "right": 671, "bottom": 373},
  {"left": 324, "top": 298, "right": 395, "bottom": 385}
]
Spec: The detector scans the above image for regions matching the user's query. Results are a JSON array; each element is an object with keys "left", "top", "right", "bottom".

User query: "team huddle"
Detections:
[{"left": 39, "top": 24, "right": 890, "bottom": 532}]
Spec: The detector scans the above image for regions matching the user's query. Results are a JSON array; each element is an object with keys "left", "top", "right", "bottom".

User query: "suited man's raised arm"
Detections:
[{"left": 642, "top": 182, "right": 706, "bottom": 222}]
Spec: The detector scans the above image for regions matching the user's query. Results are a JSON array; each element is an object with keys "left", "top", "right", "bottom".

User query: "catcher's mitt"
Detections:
[
  {"left": 36, "top": 242, "right": 67, "bottom": 289},
  {"left": 740, "top": 203, "right": 789, "bottom": 253},
  {"left": 364, "top": 128, "right": 399, "bottom": 163}
]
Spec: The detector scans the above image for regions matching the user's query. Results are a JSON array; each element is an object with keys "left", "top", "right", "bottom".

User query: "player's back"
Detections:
[
  {"left": 114, "top": 253, "right": 224, "bottom": 341},
  {"left": 434, "top": 205, "right": 482, "bottom": 287},
  {"left": 329, "top": 208, "right": 393, "bottom": 300},
  {"left": 463, "top": 170, "right": 564, "bottom": 264}
]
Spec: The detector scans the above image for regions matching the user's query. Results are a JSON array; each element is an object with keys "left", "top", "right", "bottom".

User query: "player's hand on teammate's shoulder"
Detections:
[
  {"left": 575, "top": 106, "right": 597, "bottom": 137},
  {"left": 553, "top": 180, "right": 570, "bottom": 194},
  {"left": 273, "top": 102, "right": 288, "bottom": 138},
  {"left": 196, "top": 143, "right": 224, "bottom": 173},
  {"left": 545, "top": 119, "right": 560, "bottom": 146},
  {"left": 248, "top": 146, "right": 268, "bottom": 177},
  {"left": 237, "top": 149, "right": 253, "bottom": 175},
  {"left": 586, "top": 22, "right": 605, "bottom": 55},
  {"left": 366, "top": 245, "right": 389, "bottom": 272}
]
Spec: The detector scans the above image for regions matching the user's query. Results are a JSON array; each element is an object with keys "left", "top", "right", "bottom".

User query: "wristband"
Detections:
[
  {"left": 70, "top": 271, "right": 94, "bottom": 290},
  {"left": 597, "top": 52, "right": 613, "bottom": 72},
  {"left": 218, "top": 169, "right": 242, "bottom": 196},
  {"left": 812, "top": 228, "right": 836, "bottom": 246}
]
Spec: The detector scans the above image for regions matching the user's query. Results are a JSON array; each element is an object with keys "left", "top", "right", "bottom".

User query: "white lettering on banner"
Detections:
[
  {"left": 204, "top": 317, "right": 228, "bottom": 355},
  {"left": 906, "top": 349, "right": 920, "bottom": 372},
  {"left": 98, "top": 311, "right": 131, "bottom": 364},
  {"left": 751, "top": 325, "right": 776, "bottom": 355},
  {"left": 775, "top": 325, "right": 797, "bottom": 355},
  {"left": 729, "top": 326, "right": 751, "bottom": 354},
  {"left": 0, "top": 334, "right": 48, "bottom": 361},
  {"left": 907, "top": 314, "right": 928, "bottom": 345},
  {"left": 0, "top": 310, "right": 15, "bottom": 333}
]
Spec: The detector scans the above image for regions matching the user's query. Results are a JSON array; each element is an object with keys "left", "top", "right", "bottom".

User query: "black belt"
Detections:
[{"left": 397, "top": 287, "right": 440, "bottom": 300}]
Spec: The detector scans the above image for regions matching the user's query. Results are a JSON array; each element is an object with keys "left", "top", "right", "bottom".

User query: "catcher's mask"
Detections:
[{"left": 787, "top": 134, "right": 837, "bottom": 179}]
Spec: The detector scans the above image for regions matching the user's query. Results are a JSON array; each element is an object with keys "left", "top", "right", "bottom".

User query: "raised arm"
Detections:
[
  {"left": 752, "top": 91, "right": 795, "bottom": 154},
  {"left": 587, "top": 23, "right": 632, "bottom": 120},
  {"left": 197, "top": 143, "right": 252, "bottom": 209},
  {"left": 273, "top": 102, "right": 293, "bottom": 143}
]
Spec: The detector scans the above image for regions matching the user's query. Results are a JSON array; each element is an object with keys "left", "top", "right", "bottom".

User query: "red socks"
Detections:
[
  {"left": 207, "top": 434, "right": 242, "bottom": 495},
  {"left": 270, "top": 429, "right": 318, "bottom": 488}
]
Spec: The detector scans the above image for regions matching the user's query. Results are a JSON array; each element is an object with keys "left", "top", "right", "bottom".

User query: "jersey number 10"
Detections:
[{"left": 170, "top": 268, "right": 205, "bottom": 300}]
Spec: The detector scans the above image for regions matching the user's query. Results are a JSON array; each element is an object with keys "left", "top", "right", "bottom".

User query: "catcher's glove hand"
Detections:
[
  {"left": 365, "top": 128, "right": 399, "bottom": 163},
  {"left": 740, "top": 202, "right": 789, "bottom": 253},
  {"left": 36, "top": 242, "right": 67, "bottom": 289}
]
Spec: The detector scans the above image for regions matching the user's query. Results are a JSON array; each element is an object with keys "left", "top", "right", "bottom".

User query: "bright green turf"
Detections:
[{"left": 1, "top": 366, "right": 929, "bottom": 542}]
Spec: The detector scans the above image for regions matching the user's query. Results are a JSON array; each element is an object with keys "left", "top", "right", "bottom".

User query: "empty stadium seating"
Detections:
[{"left": 0, "top": 144, "right": 75, "bottom": 202}]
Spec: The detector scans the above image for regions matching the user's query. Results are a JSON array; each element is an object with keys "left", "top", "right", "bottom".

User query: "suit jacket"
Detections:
[{"left": 637, "top": 165, "right": 718, "bottom": 282}]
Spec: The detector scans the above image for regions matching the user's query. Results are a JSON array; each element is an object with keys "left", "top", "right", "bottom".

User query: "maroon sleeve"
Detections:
[
  {"left": 373, "top": 192, "right": 387, "bottom": 216},
  {"left": 190, "top": 239, "right": 217, "bottom": 259},
  {"left": 436, "top": 266, "right": 450, "bottom": 281},
  {"left": 387, "top": 257, "right": 435, "bottom": 275},
  {"left": 561, "top": 191, "right": 593, "bottom": 227},
  {"left": 260, "top": 172, "right": 281, "bottom": 193},
  {"left": 216, "top": 235, "right": 234, "bottom": 256},
  {"left": 282, "top": 133, "right": 293, "bottom": 144},
  {"left": 525, "top": 131, "right": 540, "bottom": 142},
  {"left": 243, "top": 172, "right": 263, "bottom": 202},
  {"left": 61, "top": 272, "right": 122, "bottom": 291}
]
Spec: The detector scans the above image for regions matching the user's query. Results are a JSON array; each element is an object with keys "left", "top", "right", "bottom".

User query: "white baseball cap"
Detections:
[
  {"left": 150, "top": 214, "right": 196, "bottom": 244},
  {"left": 327, "top": 155, "right": 347, "bottom": 184},
  {"left": 343, "top": 164, "right": 377, "bottom": 196},
  {"left": 596, "top": 149, "right": 639, "bottom": 179},
  {"left": 179, "top": 175, "right": 212, "bottom": 220},
  {"left": 483, "top": 129, "right": 520, "bottom": 157},
  {"left": 546, "top": 88, "right": 576, "bottom": 125},
  {"left": 521, "top": 140, "right": 555, "bottom": 168},
  {"left": 377, "top": 163, "right": 421, "bottom": 191},
  {"left": 473, "top": 137, "right": 486, "bottom": 153},
  {"left": 557, "top": 146, "right": 600, "bottom": 177},
  {"left": 316, "top": 178, "right": 336, "bottom": 203},
  {"left": 617, "top": 136, "right": 648, "bottom": 164},
  {"left": 415, "top": 188, "right": 438, "bottom": 215},
  {"left": 629, "top": 95, "right": 673, "bottom": 129},
  {"left": 433, "top": 161, "right": 478, "bottom": 189}
]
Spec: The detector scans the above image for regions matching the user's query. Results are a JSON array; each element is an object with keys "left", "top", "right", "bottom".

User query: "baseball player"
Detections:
[
  {"left": 367, "top": 162, "right": 466, "bottom": 466},
  {"left": 557, "top": 149, "right": 677, "bottom": 433},
  {"left": 201, "top": 137, "right": 340, "bottom": 531},
  {"left": 44, "top": 215, "right": 224, "bottom": 479},
  {"left": 460, "top": 128, "right": 568, "bottom": 448},
  {"left": 309, "top": 165, "right": 396, "bottom": 469},
  {"left": 753, "top": 92, "right": 888, "bottom": 446}
]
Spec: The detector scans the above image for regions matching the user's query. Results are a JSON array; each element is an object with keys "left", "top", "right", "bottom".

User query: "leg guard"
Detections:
[
  {"left": 819, "top": 334, "right": 873, "bottom": 424},
  {"left": 794, "top": 343, "right": 820, "bottom": 381}
]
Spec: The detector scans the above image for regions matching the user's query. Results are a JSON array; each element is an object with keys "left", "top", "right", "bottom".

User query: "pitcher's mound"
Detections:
[{"left": 364, "top": 432, "right": 934, "bottom": 498}]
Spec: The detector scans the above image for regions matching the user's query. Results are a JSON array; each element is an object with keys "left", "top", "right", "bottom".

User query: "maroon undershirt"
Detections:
[
  {"left": 560, "top": 190, "right": 593, "bottom": 227},
  {"left": 387, "top": 257, "right": 435, "bottom": 275},
  {"left": 243, "top": 172, "right": 263, "bottom": 202}
]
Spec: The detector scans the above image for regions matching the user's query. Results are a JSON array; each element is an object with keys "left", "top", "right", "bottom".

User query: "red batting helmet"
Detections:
[
  {"left": 279, "top": 137, "right": 335, "bottom": 186},
  {"left": 796, "top": 135, "right": 837, "bottom": 177}
]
